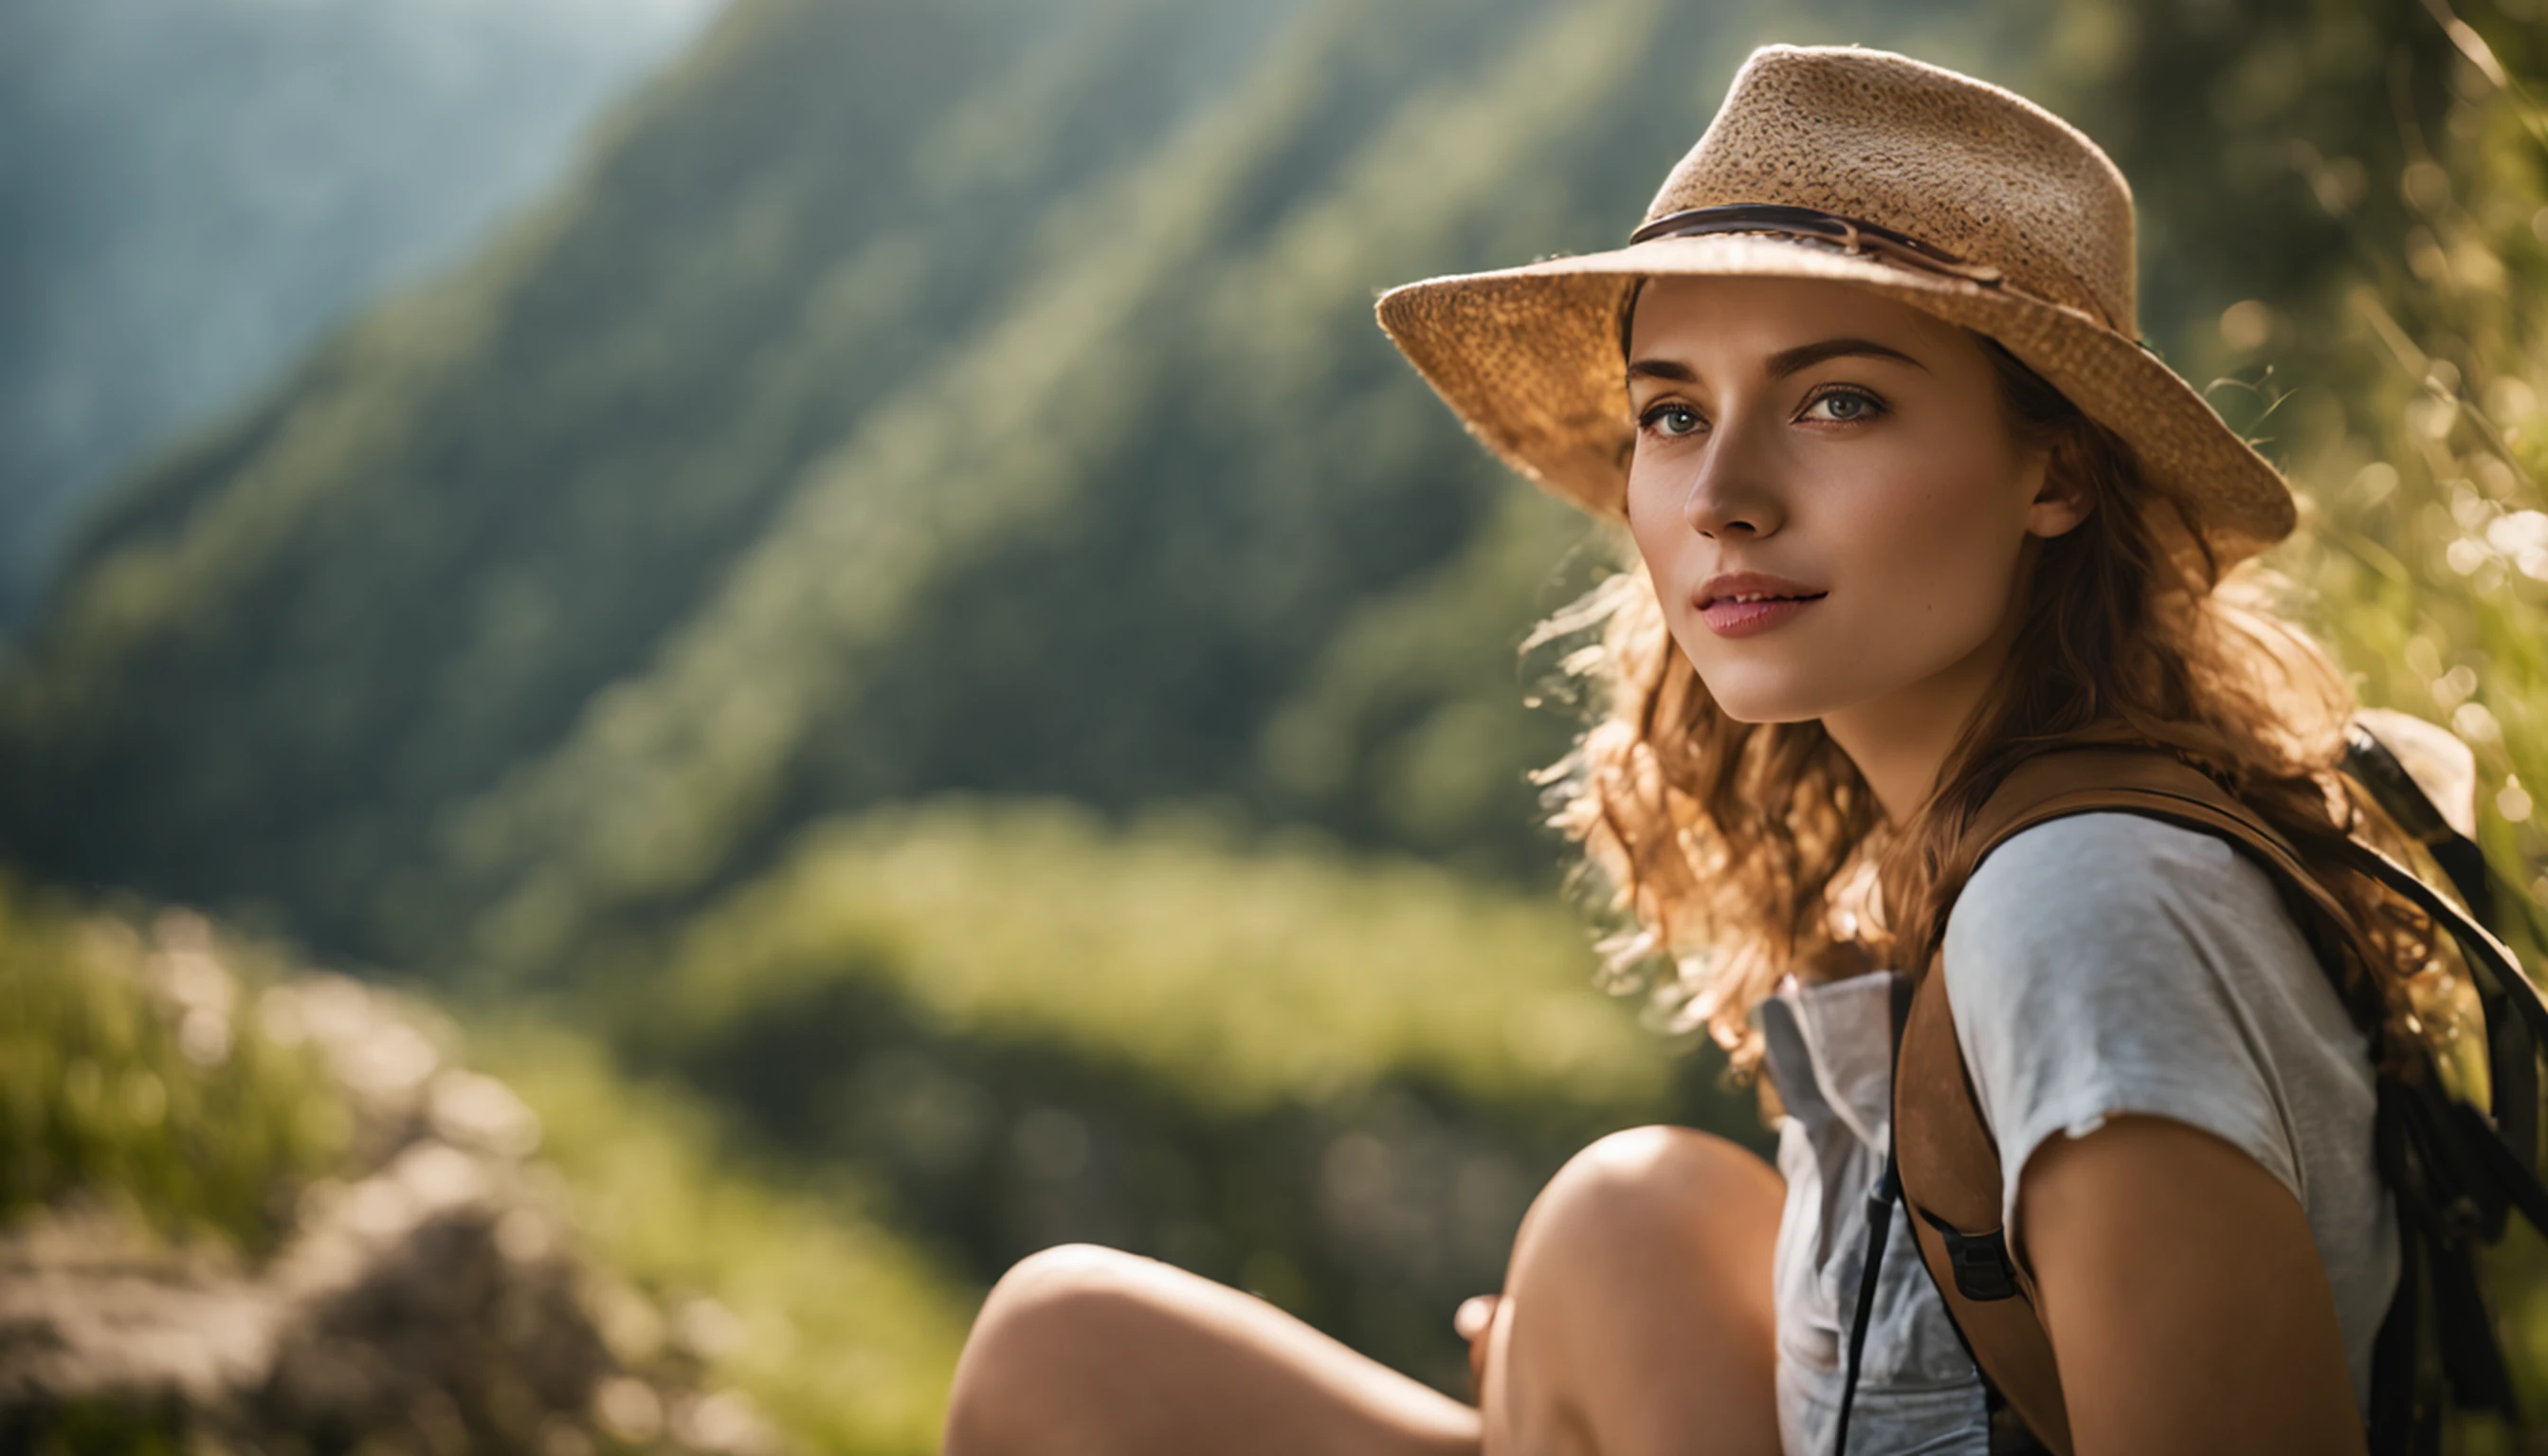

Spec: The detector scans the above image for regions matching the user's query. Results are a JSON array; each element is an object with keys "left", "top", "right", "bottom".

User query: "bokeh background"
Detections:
[{"left": 3, "top": 0, "right": 2546, "bottom": 1450}]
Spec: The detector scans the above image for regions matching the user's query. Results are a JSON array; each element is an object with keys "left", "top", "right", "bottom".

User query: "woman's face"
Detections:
[{"left": 1622, "top": 275, "right": 2087, "bottom": 737}]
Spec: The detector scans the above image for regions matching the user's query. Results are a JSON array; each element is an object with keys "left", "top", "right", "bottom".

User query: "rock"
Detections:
[{"left": 0, "top": 918, "right": 773, "bottom": 1454}]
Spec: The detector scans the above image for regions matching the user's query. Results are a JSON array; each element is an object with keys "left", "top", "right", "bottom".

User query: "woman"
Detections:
[{"left": 942, "top": 45, "right": 2434, "bottom": 1454}]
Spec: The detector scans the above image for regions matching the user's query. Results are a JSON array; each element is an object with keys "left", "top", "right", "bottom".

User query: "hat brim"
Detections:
[{"left": 1374, "top": 233, "right": 2296, "bottom": 581}]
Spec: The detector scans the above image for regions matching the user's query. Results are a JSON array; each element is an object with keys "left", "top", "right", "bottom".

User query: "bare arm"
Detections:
[{"left": 2018, "top": 1114, "right": 2369, "bottom": 1456}]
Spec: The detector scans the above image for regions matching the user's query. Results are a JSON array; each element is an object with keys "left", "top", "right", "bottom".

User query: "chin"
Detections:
[
  {"left": 1694, "top": 677, "right": 1837, "bottom": 726},
  {"left": 1678, "top": 636, "right": 1849, "bottom": 727},
  {"left": 1714, "top": 702, "right": 1829, "bottom": 727}
]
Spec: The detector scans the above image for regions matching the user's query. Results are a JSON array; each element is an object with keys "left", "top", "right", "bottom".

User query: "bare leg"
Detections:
[
  {"left": 942, "top": 1243, "right": 1480, "bottom": 1456},
  {"left": 941, "top": 1126, "right": 1781, "bottom": 1456},
  {"left": 1481, "top": 1127, "right": 1783, "bottom": 1456}
]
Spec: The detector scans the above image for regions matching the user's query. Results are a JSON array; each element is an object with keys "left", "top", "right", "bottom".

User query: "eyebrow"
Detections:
[{"left": 1625, "top": 337, "right": 1930, "bottom": 385}]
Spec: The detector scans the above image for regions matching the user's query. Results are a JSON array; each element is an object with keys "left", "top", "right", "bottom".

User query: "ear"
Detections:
[{"left": 2020, "top": 443, "right": 2094, "bottom": 540}]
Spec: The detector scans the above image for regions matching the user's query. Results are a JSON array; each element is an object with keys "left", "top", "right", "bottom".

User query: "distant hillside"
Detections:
[
  {"left": 0, "top": 0, "right": 2456, "bottom": 987},
  {"left": 0, "top": 0, "right": 726, "bottom": 621}
]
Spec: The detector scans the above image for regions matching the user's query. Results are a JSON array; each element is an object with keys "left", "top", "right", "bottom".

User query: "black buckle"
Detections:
[{"left": 1917, "top": 1205, "right": 2021, "bottom": 1301}]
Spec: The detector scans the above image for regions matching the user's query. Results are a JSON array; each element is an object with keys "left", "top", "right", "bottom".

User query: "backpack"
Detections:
[{"left": 1829, "top": 713, "right": 2548, "bottom": 1456}]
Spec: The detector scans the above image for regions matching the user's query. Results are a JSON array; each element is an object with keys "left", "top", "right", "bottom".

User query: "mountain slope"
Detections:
[
  {"left": 0, "top": 0, "right": 2461, "bottom": 983},
  {"left": 0, "top": 0, "right": 724, "bottom": 620},
  {"left": 5, "top": 0, "right": 1324, "bottom": 963}
]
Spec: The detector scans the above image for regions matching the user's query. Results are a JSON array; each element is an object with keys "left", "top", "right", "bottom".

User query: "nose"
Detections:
[{"left": 1677, "top": 415, "right": 1785, "bottom": 540}]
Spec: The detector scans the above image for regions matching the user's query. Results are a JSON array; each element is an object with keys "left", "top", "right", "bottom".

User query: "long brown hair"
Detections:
[{"left": 1533, "top": 327, "right": 2453, "bottom": 1079}]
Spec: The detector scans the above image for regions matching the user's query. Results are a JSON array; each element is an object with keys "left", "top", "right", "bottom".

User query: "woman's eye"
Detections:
[
  {"left": 1640, "top": 402, "right": 1705, "bottom": 438},
  {"left": 1802, "top": 388, "right": 1884, "bottom": 423}
]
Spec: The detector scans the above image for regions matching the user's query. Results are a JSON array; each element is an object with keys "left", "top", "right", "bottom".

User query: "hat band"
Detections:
[
  {"left": 1626, "top": 203, "right": 2144, "bottom": 341},
  {"left": 1615, "top": 204, "right": 2027, "bottom": 372},
  {"left": 1628, "top": 202, "right": 2011, "bottom": 287}
]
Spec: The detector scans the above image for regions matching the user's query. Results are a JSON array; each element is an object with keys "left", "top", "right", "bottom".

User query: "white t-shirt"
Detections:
[{"left": 1760, "top": 811, "right": 2401, "bottom": 1455}]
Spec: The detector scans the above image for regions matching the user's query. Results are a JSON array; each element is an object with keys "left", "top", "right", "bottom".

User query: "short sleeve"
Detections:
[{"left": 1940, "top": 811, "right": 2318, "bottom": 1268}]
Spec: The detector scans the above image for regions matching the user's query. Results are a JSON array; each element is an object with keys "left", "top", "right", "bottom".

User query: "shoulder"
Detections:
[
  {"left": 1937, "top": 810, "right": 2351, "bottom": 1210},
  {"left": 1944, "top": 810, "right": 2257, "bottom": 963},
  {"left": 1936, "top": 815, "right": 2302, "bottom": 999}
]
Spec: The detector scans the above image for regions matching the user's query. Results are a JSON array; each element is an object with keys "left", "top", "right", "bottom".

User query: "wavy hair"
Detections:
[{"left": 1532, "top": 329, "right": 2459, "bottom": 1081}]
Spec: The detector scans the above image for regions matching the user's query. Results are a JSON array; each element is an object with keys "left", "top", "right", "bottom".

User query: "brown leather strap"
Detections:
[
  {"left": 1897, "top": 947, "right": 2071, "bottom": 1449},
  {"left": 1891, "top": 742, "right": 2366, "bottom": 1455}
]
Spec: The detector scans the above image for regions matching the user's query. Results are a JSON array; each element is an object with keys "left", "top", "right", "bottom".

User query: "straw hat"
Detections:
[{"left": 1374, "top": 44, "right": 2295, "bottom": 581}]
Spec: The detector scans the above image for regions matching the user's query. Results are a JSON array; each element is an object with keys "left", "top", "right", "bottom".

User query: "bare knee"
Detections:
[
  {"left": 1481, "top": 1129, "right": 1782, "bottom": 1454},
  {"left": 1499, "top": 1126, "right": 1782, "bottom": 1361},
  {"left": 947, "top": 1244, "right": 1156, "bottom": 1453},
  {"left": 955, "top": 1242, "right": 1151, "bottom": 1379},
  {"left": 976, "top": 1243, "right": 1150, "bottom": 1331},
  {"left": 1519, "top": 1125, "right": 1781, "bottom": 1262}
]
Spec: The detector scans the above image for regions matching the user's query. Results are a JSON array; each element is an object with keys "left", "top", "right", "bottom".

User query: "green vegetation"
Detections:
[
  {"left": 0, "top": 0, "right": 2489, "bottom": 977},
  {"left": 0, "top": 0, "right": 2480, "bottom": 987},
  {"left": 0, "top": 883, "right": 346, "bottom": 1255},
  {"left": 579, "top": 797, "right": 1744, "bottom": 1393},
  {"left": 0, "top": 869, "right": 980, "bottom": 1453},
  {"left": 0, "top": 820, "right": 1730, "bottom": 1447},
  {"left": 638, "top": 798, "right": 1668, "bottom": 1115},
  {"left": 2260, "top": 9, "right": 2548, "bottom": 1434},
  {"left": 2275, "top": 4, "right": 2548, "bottom": 932},
  {"left": 473, "top": 1022, "right": 975, "bottom": 1455}
]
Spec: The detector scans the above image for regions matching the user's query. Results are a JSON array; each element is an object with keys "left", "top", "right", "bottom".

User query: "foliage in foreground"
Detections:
[
  {"left": 0, "top": 886, "right": 344, "bottom": 1255},
  {"left": 469, "top": 1023, "right": 974, "bottom": 1456},
  {"left": 0, "top": 872, "right": 972, "bottom": 1455},
  {"left": 2248, "top": 7, "right": 2548, "bottom": 1442}
]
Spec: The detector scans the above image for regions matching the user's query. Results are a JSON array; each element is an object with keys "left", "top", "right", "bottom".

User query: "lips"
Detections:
[
  {"left": 1693, "top": 571, "right": 1828, "bottom": 640},
  {"left": 1703, "top": 589, "right": 1827, "bottom": 608},
  {"left": 1700, "top": 592, "right": 1824, "bottom": 638},
  {"left": 1694, "top": 571, "right": 1828, "bottom": 610}
]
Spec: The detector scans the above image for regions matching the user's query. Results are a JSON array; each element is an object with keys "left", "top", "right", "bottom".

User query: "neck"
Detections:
[{"left": 1820, "top": 574, "right": 2031, "bottom": 826}]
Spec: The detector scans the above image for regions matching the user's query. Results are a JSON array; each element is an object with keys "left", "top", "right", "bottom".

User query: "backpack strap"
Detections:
[
  {"left": 1891, "top": 738, "right": 2548, "bottom": 1455},
  {"left": 2342, "top": 720, "right": 2541, "bottom": 1186},
  {"left": 1892, "top": 741, "right": 2379, "bottom": 1456},
  {"left": 1893, "top": 937, "right": 2070, "bottom": 1452}
]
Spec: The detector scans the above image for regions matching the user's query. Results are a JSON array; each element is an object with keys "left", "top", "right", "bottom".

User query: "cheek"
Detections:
[
  {"left": 1837, "top": 469, "right": 2020, "bottom": 612},
  {"left": 1721, "top": 451, "right": 2027, "bottom": 719},
  {"left": 1813, "top": 449, "right": 2030, "bottom": 678},
  {"left": 1623, "top": 462, "right": 1692, "bottom": 594}
]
